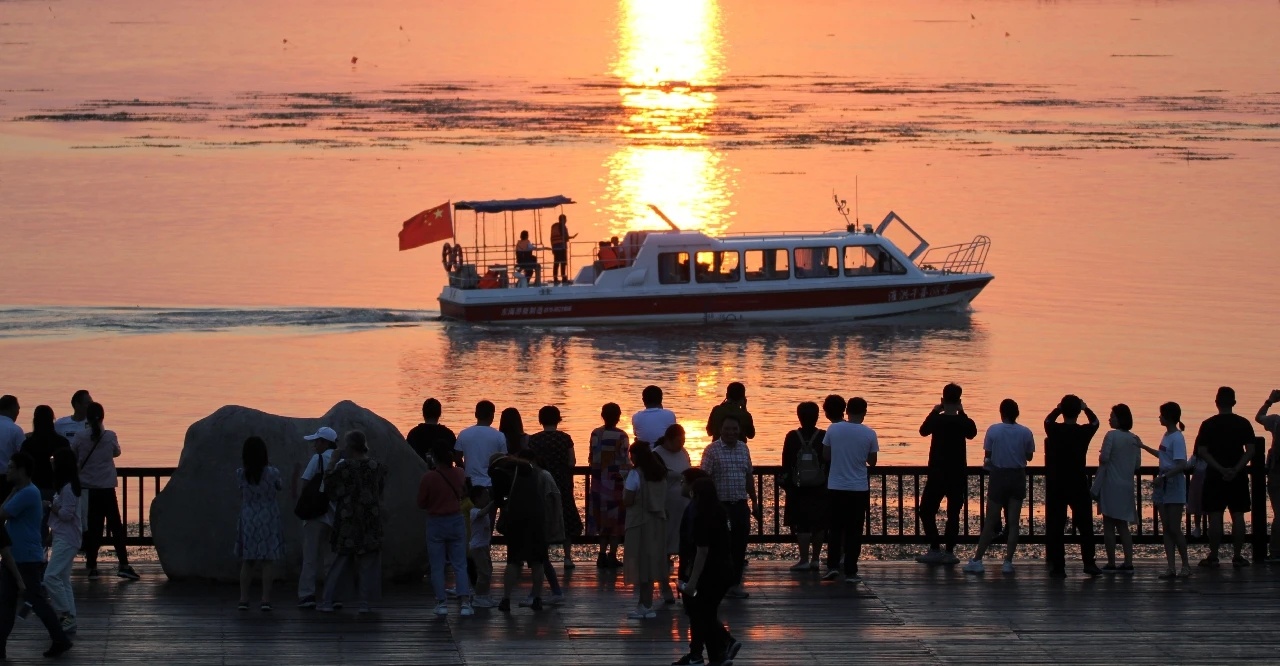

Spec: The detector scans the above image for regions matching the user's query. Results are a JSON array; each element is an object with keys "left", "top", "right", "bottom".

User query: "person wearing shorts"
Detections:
[
  {"left": 964, "top": 399, "right": 1035, "bottom": 575},
  {"left": 1193, "top": 387, "right": 1257, "bottom": 568}
]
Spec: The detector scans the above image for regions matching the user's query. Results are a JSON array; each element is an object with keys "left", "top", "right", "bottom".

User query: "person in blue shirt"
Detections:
[{"left": 0, "top": 452, "right": 72, "bottom": 659}]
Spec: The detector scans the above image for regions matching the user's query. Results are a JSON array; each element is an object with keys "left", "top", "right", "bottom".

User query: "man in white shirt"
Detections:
[
  {"left": 0, "top": 395, "right": 24, "bottom": 469},
  {"left": 296, "top": 426, "right": 338, "bottom": 608},
  {"left": 631, "top": 385, "right": 677, "bottom": 444},
  {"left": 822, "top": 397, "right": 878, "bottom": 583},
  {"left": 454, "top": 401, "right": 508, "bottom": 489},
  {"left": 53, "top": 390, "right": 92, "bottom": 441},
  {"left": 965, "top": 399, "right": 1036, "bottom": 575}
]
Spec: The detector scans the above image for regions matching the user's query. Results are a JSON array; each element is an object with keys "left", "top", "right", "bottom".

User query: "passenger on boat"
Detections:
[
  {"left": 549, "top": 214, "right": 577, "bottom": 285},
  {"left": 596, "top": 241, "right": 622, "bottom": 271},
  {"left": 515, "top": 231, "right": 542, "bottom": 285}
]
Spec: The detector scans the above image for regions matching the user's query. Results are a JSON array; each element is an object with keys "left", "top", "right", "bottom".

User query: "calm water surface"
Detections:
[{"left": 3, "top": 0, "right": 1279, "bottom": 465}]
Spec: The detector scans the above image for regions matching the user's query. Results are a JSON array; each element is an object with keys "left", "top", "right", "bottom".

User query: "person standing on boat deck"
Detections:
[
  {"left": 781, "top": 401, "right": 828, "bottom": 572},
  {"left": 915, "top": 384, "right": 976, "bottom": 566},
  {"left": 550, "top": 213, "right": 576, "bottom": 285},
  {"left": 71, "top": 401, "right": 139, "bottom": 580},
  {"left": 0, "top": 452, "right": 73, "bottom": 659},
  {"left": 1043, "top": 394, "right": 1102, "bottom": 578},
  {"left": 454, "top": 401, "right": 508, "bottom": 491},
  {"left": 822, "top": 397, "right": 878, "bottom": 584},
  {"left": 700, "top": 415, "right": 759, "bottom": 598},
  {"left": 1193, "top": 386, "right": 1257, "bottom": 568},
  {"left": 633, "top": 385, "right": 677, "bottom": 445},
  {"left": 514, "top": 230, "right": 542, "bottom": 285},
  {"left": 406, "top": 398, "right": 456, "bottom": 467},
  {"left": 296, "top": 426, "right": 338, "bottom": 609},
  {"left": 1253, "top": 389, "right": 1280, "bottom": 562},
  {"left": 964, "top": 399, "right": 1035, "bottom": 575},
  {"left": 706, "top": 382, "right": 756, "bottom": 442}
]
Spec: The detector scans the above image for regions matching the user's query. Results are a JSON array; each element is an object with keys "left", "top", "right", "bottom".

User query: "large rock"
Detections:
[{"left": 150, "top": 401, "right": 428, "bottom": 582}]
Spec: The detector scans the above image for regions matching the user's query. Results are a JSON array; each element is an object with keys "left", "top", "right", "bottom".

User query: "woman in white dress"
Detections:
[
  {"left": 651, "top": 424, "right": 690, "bottom": 604},
  {"left": 1096, "top": 404, "right": 1141, "bottom": 573}
]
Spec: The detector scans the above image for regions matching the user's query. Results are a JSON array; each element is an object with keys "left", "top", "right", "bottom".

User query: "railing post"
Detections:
[{"left": 1251, "top": 436, "right": 1268, "bottom": 563}]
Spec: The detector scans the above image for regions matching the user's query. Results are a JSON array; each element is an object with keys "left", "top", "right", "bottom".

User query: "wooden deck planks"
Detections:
[{"left": 4, "top": 559, "right": 1280, "bottom": 664}]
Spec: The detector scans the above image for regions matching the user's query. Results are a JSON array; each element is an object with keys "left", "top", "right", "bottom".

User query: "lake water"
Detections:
[{"left": 3, "top": 0, "right": 1279, "bottom": 466}]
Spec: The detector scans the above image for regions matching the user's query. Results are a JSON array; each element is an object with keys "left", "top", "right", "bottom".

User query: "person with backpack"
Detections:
[
  {"left": 915, "top": 384, "right": 977, "bottom": 566},
  {"left": 295, "top": 426, "right": 338, "bottom": 609},
  {"left": 781, "top": 401, "right": 828, "bottom": 571}
]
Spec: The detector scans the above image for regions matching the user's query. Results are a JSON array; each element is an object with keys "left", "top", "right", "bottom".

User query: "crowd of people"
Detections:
[{"left": 1, "top": 381, "right": 1277, "bottom": 665}]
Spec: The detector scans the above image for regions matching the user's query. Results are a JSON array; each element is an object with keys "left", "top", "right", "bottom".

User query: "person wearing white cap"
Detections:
[{"left": 296, "top": 426, "right": 338, "bottom": 608}]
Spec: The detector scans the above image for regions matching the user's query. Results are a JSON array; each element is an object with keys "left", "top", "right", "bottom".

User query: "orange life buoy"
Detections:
[
  {"left": 452, "top": 244, "right": 465, "bottom": 270},
  {"left": 441, "top": 243, "right": 456, "bottom": 272}
]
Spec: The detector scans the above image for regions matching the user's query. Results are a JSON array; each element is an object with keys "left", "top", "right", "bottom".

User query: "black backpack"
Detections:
[{"left": 293, "top": 454, "right": 329, "bottom": 520}]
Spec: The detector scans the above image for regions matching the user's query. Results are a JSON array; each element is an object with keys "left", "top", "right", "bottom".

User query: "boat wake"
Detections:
[{"left": 0, "top": 307, "right": 439, "bottom": 339}]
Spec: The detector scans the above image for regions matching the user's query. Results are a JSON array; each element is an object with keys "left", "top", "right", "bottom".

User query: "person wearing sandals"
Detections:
[
  {"left": 1135, "top": 402, "right": 1193, "bottom": 578},
  {"left": 587, "top": 403, "right": 630, "bottom": 568},
  {"left": 235, "top": 437, "right": 283, "bottom": 611},
  {"left": 69, "top": 402, "right": 139, "bottom": 581},
  {"left": 1193, "top": 387, "right": 1257, "bottom": 568},
  {"left": 44, "top": 448, "right": 82, "bottom": 633},
  {"left": 1095, "top": 405, "right": 1141, "bottom": 575}
]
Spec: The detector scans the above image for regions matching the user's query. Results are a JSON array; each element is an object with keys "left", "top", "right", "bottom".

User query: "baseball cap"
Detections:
[{"left": 304, "top": 426, "right": 338, "bottom": 443}]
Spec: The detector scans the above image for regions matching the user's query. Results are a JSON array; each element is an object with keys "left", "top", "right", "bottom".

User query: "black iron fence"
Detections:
[{"left": 116, "top": 438, "right": 1271, "bottom": 557}]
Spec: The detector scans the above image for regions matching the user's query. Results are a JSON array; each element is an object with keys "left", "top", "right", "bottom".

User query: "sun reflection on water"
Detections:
[{"left": 603, "top": 0, "right": 732, "bottom": 235}]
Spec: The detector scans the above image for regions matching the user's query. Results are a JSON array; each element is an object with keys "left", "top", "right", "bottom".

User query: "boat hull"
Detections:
[{"left": 438, "top": 276, "right": 993, "bottom": 326}]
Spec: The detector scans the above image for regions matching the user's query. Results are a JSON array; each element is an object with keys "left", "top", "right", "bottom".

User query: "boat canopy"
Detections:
[{"left": 453, "top": 196, "right": 575, "bottom": 214}]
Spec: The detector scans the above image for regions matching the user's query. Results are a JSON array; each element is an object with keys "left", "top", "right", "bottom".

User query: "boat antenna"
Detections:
[
  {"left": 647, "top": 204, "right": 681, "bottom": 231},
  {"left": 833, "top": 191, "right": 852, "bottom": 228},
  {"left": 855, "top": 175, "right": 859, "bottom": 226}
]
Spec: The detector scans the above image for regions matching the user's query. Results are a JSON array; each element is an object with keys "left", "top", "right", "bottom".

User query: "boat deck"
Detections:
[{"left": 13, "top": 558, "right": 1280, "bottom": 664}]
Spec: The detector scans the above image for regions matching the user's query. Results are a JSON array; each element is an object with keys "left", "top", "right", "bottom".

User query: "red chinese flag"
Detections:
[{"left": 398, "top": 202, "right": 453, "bottom": 251}]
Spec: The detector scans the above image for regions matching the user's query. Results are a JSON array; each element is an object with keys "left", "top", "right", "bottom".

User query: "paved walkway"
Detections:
[{"left": 6, "top": 558, "right": 1279, "bottom": 664}]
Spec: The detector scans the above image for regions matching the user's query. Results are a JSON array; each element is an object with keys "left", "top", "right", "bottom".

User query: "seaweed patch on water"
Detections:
[{"left": 8, "top": 75, "right": 1279, "bottom": 159}]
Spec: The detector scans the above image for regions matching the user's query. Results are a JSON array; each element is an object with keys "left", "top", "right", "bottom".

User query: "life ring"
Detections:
[
  {"left": 452, "top": 245, "right": 465, "bottom": 271},
  {"left": 441, "top": 243, "right": 456, "bottom": 272}
]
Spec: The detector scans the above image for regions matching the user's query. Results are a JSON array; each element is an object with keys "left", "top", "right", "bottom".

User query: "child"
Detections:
[{"left": 467, "top": 485, "right": 496, "bottom": 608}]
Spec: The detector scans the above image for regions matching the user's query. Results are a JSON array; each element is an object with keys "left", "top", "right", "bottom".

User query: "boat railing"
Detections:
[{"left": 917, "top": 235, "right": 991, "bottom": 275}]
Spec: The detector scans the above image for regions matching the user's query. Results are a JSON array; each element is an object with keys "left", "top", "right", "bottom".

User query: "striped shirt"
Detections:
[{"left": 700, "top": 439, "right": 753, "bottom": 502}]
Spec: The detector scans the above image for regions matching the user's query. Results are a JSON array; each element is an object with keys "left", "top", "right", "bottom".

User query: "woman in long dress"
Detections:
[
  {"left": 651, "top": 424, "right": 690, "bottom": 603},
  {"left": 235, "top": 436, "right": 284, "bottom": 610},
  {"left": 1096, "top": 405, "right": 1141, "bottom": 573},
  {"left": 623, "top": 441, "right": 668, "bottom": 619},
  {"left": 587, "top": 403, "right": 630, "bottom": 567}
]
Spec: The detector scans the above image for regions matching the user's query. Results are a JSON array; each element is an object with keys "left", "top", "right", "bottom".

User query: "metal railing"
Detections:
[
  {"left": 918, "top": 235, "right": 991, "bottom": 274},
  {"left": 115, "top": 443, "right": 1271, "bottom": 557}
]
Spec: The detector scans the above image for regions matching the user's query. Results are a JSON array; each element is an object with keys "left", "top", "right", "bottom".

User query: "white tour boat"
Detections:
[{"left": 434, "top": 194, "right": 992, "bottom": 326}]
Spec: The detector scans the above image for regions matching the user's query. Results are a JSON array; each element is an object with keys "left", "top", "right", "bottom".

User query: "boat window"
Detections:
[
  {"left": 844, "top": 245, "right": 908, "bottom": 276},
  {"left": 794, "top": 247, "right": 838, "bottom": 279},
  {"left": 658, "top": 252, "right": 691, "bottom": 284},
  {"left": 694, "top": 251, "right": 740, "bottom": 283},
  {"left": 744, "top": 249, "right": 790, "bottom": 281}
]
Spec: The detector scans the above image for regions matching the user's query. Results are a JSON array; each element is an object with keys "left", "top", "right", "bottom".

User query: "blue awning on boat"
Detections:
[{"left": 453, "top": 196, "right": 575, "bottom": 214}]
